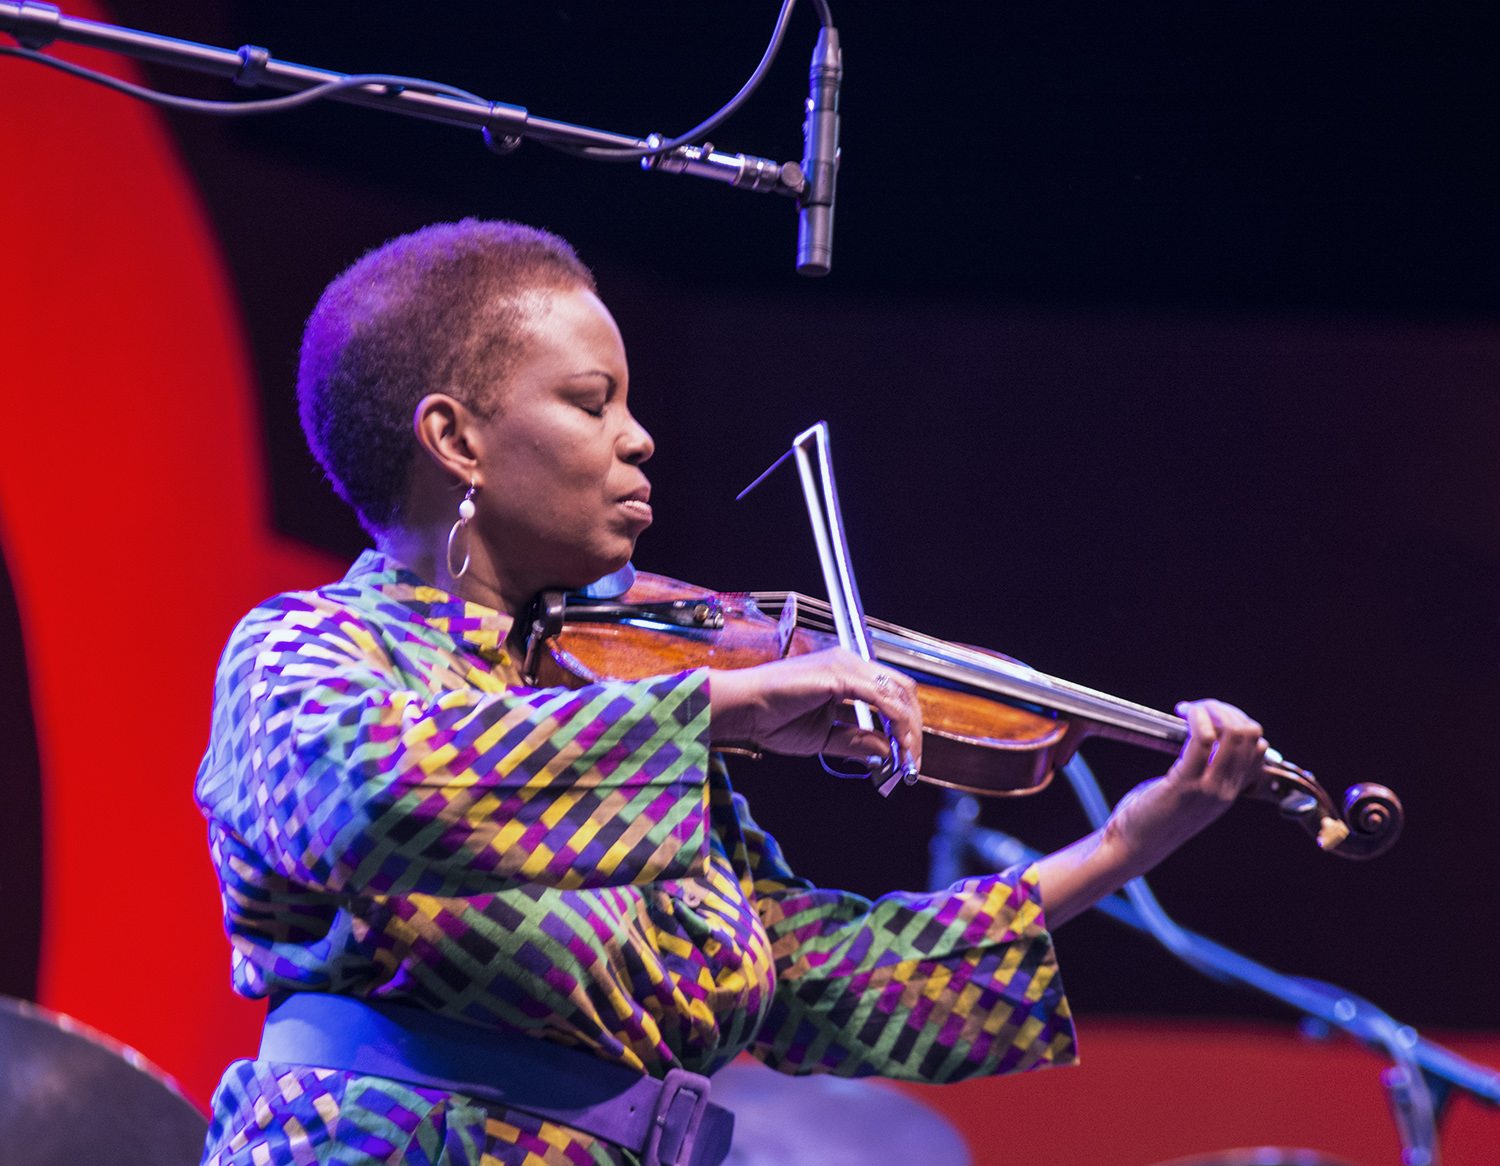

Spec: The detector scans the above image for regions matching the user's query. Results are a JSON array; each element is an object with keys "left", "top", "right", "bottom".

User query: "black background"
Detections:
[{"left": 5, "top": 1, "right": 1499, "bottom": 1029}]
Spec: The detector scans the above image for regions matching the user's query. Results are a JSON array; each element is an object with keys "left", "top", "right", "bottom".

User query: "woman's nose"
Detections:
[{"left": 619, "top": 412, "right": 654, "bottom": 465}]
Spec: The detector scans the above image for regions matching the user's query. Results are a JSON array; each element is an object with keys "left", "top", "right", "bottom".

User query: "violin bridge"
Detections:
[{"left": 778, "top": 593, "right": 799, "bottom": 658}]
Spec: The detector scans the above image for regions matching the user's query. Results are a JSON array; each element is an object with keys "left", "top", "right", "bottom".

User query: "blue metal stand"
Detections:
[{"left": 930, "top": 755, "right": 1500, "bottom": 1165}]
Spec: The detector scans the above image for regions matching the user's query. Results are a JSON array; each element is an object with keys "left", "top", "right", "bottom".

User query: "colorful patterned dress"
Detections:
[{"left": 196, "top": 552, "right": 1077, "bottom": 1166}]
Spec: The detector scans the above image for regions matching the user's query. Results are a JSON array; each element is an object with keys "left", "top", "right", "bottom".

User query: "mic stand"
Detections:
[
  {"left": 930, "top": 760, "right": 1500, "bottom": 1165},
  {"left": 0, "top": 1, "right": 808, "bottom": 198}
]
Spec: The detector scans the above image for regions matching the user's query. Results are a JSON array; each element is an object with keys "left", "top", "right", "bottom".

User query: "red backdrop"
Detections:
[
  {"left": 883, "top": 1022, "right": 1500, "bottom": 1165},
  {"left": 0, "top": 0, "right": 345, "bottom": 1107},
  {"left": 1, "top": 6, "right": 1495, "bottom": 1161}
]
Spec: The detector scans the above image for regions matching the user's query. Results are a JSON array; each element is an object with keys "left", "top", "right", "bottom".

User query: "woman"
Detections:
[{"left": 196, "top": 220, "right": 1266, "bottom": 1166}]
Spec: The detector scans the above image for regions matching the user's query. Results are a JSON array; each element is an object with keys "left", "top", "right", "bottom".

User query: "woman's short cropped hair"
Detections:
[{"left": 297, "top": 218, "right": 595, "bottom": 533}]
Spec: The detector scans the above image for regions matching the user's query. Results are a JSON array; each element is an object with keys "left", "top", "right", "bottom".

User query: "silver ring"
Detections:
[{"left": 875, "top": 672, "right": 892, "bottom": 693}]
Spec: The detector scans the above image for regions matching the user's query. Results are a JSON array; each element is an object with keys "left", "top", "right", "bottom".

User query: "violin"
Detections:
[{"left": 519, "top": 570, "right": 1404, "bottom": 860}]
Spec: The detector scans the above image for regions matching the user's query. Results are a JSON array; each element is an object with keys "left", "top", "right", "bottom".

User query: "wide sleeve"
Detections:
[
  {"left": 731, "top": 794, "right": 1078, "bottom": 1083},
  {"left": 195, "top": 591, "right": 712, "bottom": 898}
]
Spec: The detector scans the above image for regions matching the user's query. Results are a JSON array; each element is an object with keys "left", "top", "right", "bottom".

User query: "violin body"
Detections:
[
  {"left": 521, "top": 571, "right": 1403, "bottom": 859},
  {"left": 528, "top": 572, "right": 1065, "bottom": 795}
]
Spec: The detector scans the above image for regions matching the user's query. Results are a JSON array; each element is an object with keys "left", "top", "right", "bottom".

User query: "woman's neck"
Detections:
[{"left": 375, "top": 525, "right": 528, "bottom": 615}]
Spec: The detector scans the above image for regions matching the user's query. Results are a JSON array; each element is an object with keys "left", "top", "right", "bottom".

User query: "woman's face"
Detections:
[{"left": 467, "top": 285, "right": 654, "bottom": 594}]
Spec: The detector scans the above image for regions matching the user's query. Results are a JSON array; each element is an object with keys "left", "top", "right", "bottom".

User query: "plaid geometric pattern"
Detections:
[
  {"left": 197, "top": 552, "right": 1076, "bottom": 1165},
  {"left": 202, "top": 1060, "right": 615, "bottom": 1166}
]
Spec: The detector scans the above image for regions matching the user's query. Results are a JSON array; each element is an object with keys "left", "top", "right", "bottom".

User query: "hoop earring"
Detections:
[{"left": 446, "top": 483, "right": 476, "bottom": 580}]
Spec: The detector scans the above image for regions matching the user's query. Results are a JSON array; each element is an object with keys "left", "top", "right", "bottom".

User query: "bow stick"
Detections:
[{"left": 739, "top": 422, "right": 920, "bottom": 795}]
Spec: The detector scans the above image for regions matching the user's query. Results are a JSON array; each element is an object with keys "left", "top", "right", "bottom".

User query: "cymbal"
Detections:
[
  {"left": 0, "top": 995, "right": 208, "bottom": 1165},
  {"left": 710, "top": 1059, "right": 970, "bottom": 1166}
]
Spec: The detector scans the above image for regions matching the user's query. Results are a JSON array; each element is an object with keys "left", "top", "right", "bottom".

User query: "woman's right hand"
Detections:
[{"left": 708, "top": 649, "right": 923, "bottom": 769}]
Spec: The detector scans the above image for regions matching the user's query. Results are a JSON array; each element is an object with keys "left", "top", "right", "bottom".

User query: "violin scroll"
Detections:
[
  {"left": 1250, "top": 754, "right": 1404, "bottom": 860},
  {"left": 1338, "top": 783, "right": 1404, "bottom": 859}
]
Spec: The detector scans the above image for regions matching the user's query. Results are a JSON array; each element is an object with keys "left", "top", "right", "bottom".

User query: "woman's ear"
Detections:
[{"left": 413, "top": 393, "right": 481, "bottom": 485}]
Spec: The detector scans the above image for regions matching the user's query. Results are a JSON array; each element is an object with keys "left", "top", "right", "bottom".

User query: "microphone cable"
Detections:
[
  {"left": 549, "top": 0, "right": 832, "bottom": 161},
  {"left": 0, "top": 45, "right": 489, "bottom": 114},
  {"left": 0, "top": 0, "right": 831, "bottom": 157}
]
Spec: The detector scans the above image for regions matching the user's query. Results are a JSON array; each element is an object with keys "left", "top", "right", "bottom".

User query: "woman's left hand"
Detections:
[
  {"left": 1109, "top": 698, "right": 1268, "bottom": 857},
  {"left": 1034, "top": 698, "right": 1266, "bottom": 928}
]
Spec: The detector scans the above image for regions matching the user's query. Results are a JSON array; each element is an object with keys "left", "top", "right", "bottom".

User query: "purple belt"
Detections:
[{"left": 259, "top": 993, "right": 733, "bottom": 1166}]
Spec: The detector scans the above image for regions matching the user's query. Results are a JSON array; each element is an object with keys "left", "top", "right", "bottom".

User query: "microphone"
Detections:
[{"left": 796, "top": 25, "right": 841, "bottom": 276}]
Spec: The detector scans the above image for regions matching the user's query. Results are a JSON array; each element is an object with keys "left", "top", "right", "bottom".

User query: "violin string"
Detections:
[{"left": 748, "top": 590, "right": 1188, "bottom": 741}]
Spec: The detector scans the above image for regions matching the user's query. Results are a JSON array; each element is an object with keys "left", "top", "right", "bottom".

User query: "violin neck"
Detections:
[
  {"left": 738, "top": 589, "right": 1403, "bottom": 859},
  {"left": 754, "top": 591, "right": 1191, "bottom": 753}
]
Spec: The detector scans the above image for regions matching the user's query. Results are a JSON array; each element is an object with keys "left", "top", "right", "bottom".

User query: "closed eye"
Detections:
[{"left": 564, "top": 372, "right": 616, "bottom": 418}]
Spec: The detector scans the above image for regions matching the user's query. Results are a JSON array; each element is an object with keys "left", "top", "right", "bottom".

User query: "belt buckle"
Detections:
[{"left": 643, "top": 1067, "right": 711, "bottom": 1166}]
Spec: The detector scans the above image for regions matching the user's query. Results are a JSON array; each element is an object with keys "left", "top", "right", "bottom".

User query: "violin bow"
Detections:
[{"left": 739, "top": 422, "right": 920, "bottom": 795}]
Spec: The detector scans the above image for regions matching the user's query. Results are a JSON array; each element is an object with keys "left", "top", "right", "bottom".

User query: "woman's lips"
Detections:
[{"left": 617, "top": 498, "right": 653, "bottom": 523}]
